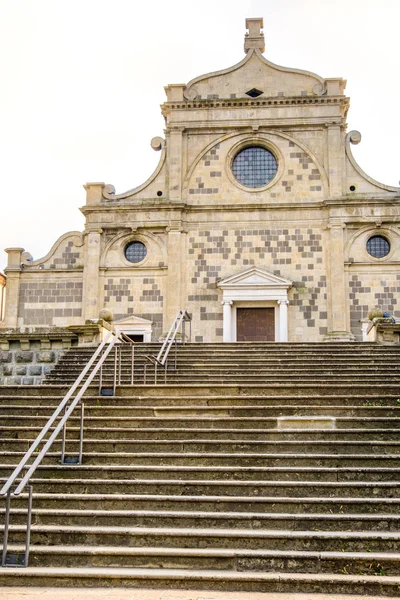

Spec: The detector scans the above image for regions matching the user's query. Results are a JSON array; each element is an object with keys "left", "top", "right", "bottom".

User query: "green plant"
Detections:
[
  {"left": 341, "top": 566, "right": 349, "bottom": 575},
  {"left": 373, "top": 563, "right": 387, "bottom": 576}
]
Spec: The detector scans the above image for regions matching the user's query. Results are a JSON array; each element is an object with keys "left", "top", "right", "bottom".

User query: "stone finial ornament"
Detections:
[
  {"left": 244, "top": 18, "right": 265, "bottom": 53},
  {"left": 99, "top": 309, "right": 113, "bottom": 323}
]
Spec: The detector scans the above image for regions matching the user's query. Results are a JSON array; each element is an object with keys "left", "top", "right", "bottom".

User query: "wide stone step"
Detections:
[
  {"left": 1, "top": 477, "right": 399, "bottom": 497},
  {"left": 45, "top": 365, "right": 400, "bottom": 375},
  {"left": 4, "top": 507, "right": 400, "bottom": 531},
  {"left": 44, "top": 375, "right": 400, "bottom": 385},
  {"left": 5, "top": 545, "right": 400, "bottom": 577},
  {"left": 2, "top": 405, "right": 400, "bottom": 424},
  {"left": 3, "top": 383, "right": 400, "bottom": 397},
  {"left": 0, "top": 412, "right": 400, "bottom": 442},
  {"left": 7, "top": 491, "right": 400, "bottom": 513},
  {"left": 2, "top": 425, "right": 398, "bottom": 442},
  {"left": 0, "top": 386, "right": 400, "bottom": 408},
  {"left": 5, "top": 404, "right": 400, "bottom": 416},
  {"left": 2, "top": 451, "right": 399, "bottom": 468},
  {"left": 57, "top": 345, "right": 400, "bottom": 354},
  {"left": 112, "top": 384, "right": 400, "bottom": 397},
  {"left": 3, "top": 524, "right": 400, "bottom": 552},
  {"left": 3, "top": 464, "right": 400, "bottom": 482},
  {"left": 2, "top": 394, "right": 399, "bottom": 407},
  {"left": 2, "top": 437, "right": 400, "bottom": 455},
  {"left": 1, "top": 565, "right": 400, "bottom": 595}
]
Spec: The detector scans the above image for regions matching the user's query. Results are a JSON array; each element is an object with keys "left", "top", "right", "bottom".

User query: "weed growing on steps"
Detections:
[{"left": 341, "top": 562, "right": 388, "bottom": 576}]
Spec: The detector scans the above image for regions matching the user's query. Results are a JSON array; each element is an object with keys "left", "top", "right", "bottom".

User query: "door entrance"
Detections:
[
  {"left": 236, "top": 307, "right": 275, "bottom": 341},
  {"left": 125, "top": 334, "right": 144, "bottom": 342}
]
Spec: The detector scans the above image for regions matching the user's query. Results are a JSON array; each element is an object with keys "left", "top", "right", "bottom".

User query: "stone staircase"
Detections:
[{"left": 1, "top": 342, "right": 400, "bottom": 595}]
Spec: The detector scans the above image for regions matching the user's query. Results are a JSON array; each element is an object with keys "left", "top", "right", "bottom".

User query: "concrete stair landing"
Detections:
[{"left": 1, "top": 342, "right": 400, "bottom": 595}]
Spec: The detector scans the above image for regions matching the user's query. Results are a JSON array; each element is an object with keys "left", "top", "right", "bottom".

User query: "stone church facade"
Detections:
[{"left": 4, "top": 18, "right": 400, "bottom": 343}]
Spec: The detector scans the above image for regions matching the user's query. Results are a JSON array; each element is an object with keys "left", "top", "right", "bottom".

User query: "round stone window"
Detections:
[
  {"left": 366, "top": 235, "right": 390, "bottom": 258},
  {"left": 124, "top": 241, "right": 147, "bottom": 263},
  {"left": 232, "top": 146, "right": 278, "bottom": 188}
]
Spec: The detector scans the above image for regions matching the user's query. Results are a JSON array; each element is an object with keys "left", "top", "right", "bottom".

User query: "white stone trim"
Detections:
[
  {"left": 217, "top": 267, "right": 292, "bottom": 342},
  {"left": 113, "top": 315, "right": 153, "bottom": 342}
]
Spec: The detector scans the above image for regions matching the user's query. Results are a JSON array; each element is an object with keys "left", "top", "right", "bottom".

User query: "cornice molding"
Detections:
[{"left": 162, "top": 95, "right": 349, "bottom": 116}]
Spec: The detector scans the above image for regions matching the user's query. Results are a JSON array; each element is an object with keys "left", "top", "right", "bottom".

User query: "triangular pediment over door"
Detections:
[
  {"left": 218, "top": 266, "right": 292, "bottom": 301},
  {"left": 113, "top": 314, "right": 153, "bottom": 342}
]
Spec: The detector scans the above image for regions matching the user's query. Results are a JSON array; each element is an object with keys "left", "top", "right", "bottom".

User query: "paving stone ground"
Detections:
[{"left": 0, "top": 589, "right": 397, "bottom": 600}]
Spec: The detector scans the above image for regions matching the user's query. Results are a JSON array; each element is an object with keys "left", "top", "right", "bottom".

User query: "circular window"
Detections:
[
  {"left": 125, "top": 241, "right": 147, "bottom": 263},
  {"left": 366, "top": 235, "right": 390, "bottom": 258},
  {"left": 232, "top": 146, "right": 278, "bottom": 188}
]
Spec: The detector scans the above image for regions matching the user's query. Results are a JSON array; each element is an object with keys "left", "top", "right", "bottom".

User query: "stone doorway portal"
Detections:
[{"left": 237, "top": 307, "right": 275, "bottom": 341}]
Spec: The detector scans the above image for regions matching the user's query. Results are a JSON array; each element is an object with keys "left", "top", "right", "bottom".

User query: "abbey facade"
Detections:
[{"left": 4, "top": 19, "right": 400, "bottom": 343}]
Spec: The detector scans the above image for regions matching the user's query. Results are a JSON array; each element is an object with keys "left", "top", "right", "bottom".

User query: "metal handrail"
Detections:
[
  {"left": 1, "top": 327, "right": 134, "bottom": 567},
  {"left": 144, "top": 309, "right": 191, "bottom": 384}
]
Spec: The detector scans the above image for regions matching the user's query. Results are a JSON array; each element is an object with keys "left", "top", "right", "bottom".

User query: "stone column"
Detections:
[
  {"left": 325, "top": 223, "right": 354, "bottom": 341},
  {"left": 222, "top": 301, "right": 233, "bottom": 342},
  {"left": 82, "top": 230, "right": 102, "bottom": 322},
  {"left": 278, "top": 300, "right": 289, "bottom": 342},
  {"left": 3, "top": 248, "right": 24, "bottom": 327}
]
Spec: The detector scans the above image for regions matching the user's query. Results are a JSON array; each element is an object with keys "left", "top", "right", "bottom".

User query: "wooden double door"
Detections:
[{"left": 236, "top": 307, "right": 275, "bottom": 342}]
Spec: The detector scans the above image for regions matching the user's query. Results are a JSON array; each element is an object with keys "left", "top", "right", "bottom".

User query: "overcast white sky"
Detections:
[{"left": 1, "top": 0, "right": 399, "bottom": 272}]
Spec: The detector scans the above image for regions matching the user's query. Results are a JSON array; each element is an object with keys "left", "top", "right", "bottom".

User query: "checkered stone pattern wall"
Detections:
[
  {"left": 18, "top": 280, "right": 83, "bottom": 325},
  {"left": 103, "top": 277, "right": 164, "bottom": 340},
  {"left": 349, "top": 273, "right": 400, "bottom": 340},
  {"left": 189, "top": 144, "right": 221, "bottom": 196},
  {"left": 104, "top": 278, "right": 133, "bottom": 314},
  {"left": 187, "top": 138, "right": 323, "bottom": 201},
  {"left": 291, "top": 275, "right": 328, "bottom": 338},
  {"left": 187, "top": 227, "right": 328, "bottom": 341},
  {"left": 49, "top": 240, "right": 83, "bottom": 269}
]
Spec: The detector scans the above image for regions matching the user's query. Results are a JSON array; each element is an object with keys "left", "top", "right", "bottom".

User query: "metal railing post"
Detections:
[
  {"left": 78, "top": 402, "right": 84, "bottom": 464},
  {"left": 113, "top": 346, "right": 118, "bottom": 396},
  {"left": 118, "top": 345, "right": 122, "bottom": 384},
  {"left": 24, "top": 485, "right": 33, "bottom": 567},
  {"left": 174, "top": 338, "right": 177, "bottom": 369},
  {"left": 61, "top": 404, "right": 67, "bottom": 464},
  {"left": 98, "top": 346, "right": 104, "bottom": 395},
  {"left": 1, "top": 488, "right": 11, "bottom": 566},
  {"left": 131, "top": 344, "right": 134, "bottom": 384}
]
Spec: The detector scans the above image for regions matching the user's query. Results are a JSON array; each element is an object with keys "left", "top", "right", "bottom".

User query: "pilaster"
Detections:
[
  {"left": 3, "top": 248, "right": 24, "bottom": 327},
  {"left": 165, "top": 229, "right": 183, "bottom": 327},
  {"left": 82, "top": 231, "right": 102, "bottom": 321},
  {"left": 167, "top": 127, "right": 184, "bottom": 202},
  {"left": 324, "top": 223, "right": 355, "bottom": 341},
  {"left": 327, "top": 125, "right": 344, "bottom": 197}
]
